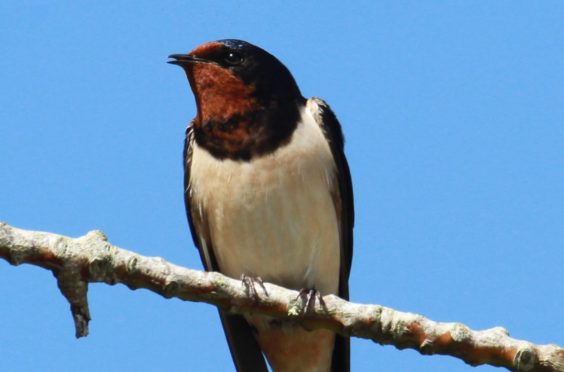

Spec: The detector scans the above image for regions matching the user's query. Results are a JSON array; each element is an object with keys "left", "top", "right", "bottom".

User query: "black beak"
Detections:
[{"left": 167, "top": 54, "right": 210, "bottom": 66}]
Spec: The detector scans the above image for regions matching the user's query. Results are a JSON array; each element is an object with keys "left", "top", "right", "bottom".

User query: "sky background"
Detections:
[{"left": 1, "top": 1, "right": 563, "bottom": 371}]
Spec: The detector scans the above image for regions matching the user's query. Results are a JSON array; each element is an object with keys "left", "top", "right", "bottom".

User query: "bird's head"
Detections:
[
  {"left": 169, "top": 39, "right": 302, "bottom": 124},
  {"left": 169, "top": 40, "right": 304, "bottom": 160}
]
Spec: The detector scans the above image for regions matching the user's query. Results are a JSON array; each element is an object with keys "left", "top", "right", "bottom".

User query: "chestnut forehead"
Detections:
[{"left": 190, "top": 41, "right": 225, "bottom": 58}]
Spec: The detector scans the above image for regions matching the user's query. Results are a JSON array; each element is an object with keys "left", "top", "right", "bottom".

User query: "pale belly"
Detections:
[
  {"left": 205, "top": 162, "right": 338, "bottom": 293},
  {"left": 189, "top": 110, "right": 341, "bottom": 295}
]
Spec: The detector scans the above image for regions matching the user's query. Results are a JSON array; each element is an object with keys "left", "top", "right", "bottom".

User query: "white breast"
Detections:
[{"left": 189, "top": 105, "right": 340, "bottom": 294}]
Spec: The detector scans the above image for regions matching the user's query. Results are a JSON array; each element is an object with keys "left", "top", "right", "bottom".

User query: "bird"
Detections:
[{"left": 169, "top": 39, "right": 354, "bottom": 372}]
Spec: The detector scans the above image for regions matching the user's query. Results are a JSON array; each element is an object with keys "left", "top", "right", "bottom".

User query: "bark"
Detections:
[{"left": 0, "top": 222, "right": 562, "bottom": 371}]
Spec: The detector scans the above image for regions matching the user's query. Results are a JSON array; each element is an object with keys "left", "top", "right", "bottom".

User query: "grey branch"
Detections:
[{"left": 0, "top": 222, "right": 562, "bottom": 372}]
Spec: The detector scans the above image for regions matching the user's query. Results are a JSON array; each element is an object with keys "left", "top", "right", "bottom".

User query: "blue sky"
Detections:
[{"left": 1, "top": 1, "right": 563, "bottom": 371}]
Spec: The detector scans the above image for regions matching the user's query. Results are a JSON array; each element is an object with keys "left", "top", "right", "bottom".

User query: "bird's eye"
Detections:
[{"left": 224, "top": 51, "right": 244, "bottom": 66}]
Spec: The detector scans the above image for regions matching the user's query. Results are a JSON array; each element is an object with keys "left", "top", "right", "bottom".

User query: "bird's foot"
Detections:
[
  {"left": 296, "top": 288, "right": 326, "bottom": 315},
  {"left": 241, "top": 274, "right": 268, "bottom": 301}
]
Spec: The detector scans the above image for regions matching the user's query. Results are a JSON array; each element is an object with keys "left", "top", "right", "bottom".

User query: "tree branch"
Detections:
[{"left": 0, "top": 222, "right": 562, "bottom": 371}]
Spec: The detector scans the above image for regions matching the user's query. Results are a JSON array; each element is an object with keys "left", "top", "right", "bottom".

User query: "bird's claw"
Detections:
[
  {"left": 296, "top": 288, "right": 326, "bottom": 315},
  {"left": 241, "top": 274, "right": 268, "bottom": 301}
]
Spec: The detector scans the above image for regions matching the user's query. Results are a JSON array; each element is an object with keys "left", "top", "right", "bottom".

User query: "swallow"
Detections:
[{"left": 169, "top": 39, "right": 354, "bottom": 372}]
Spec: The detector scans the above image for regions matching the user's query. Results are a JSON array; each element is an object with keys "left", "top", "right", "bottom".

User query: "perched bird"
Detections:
[{"left": 169, "top": 39, "right": 354, "bottom": 372}]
